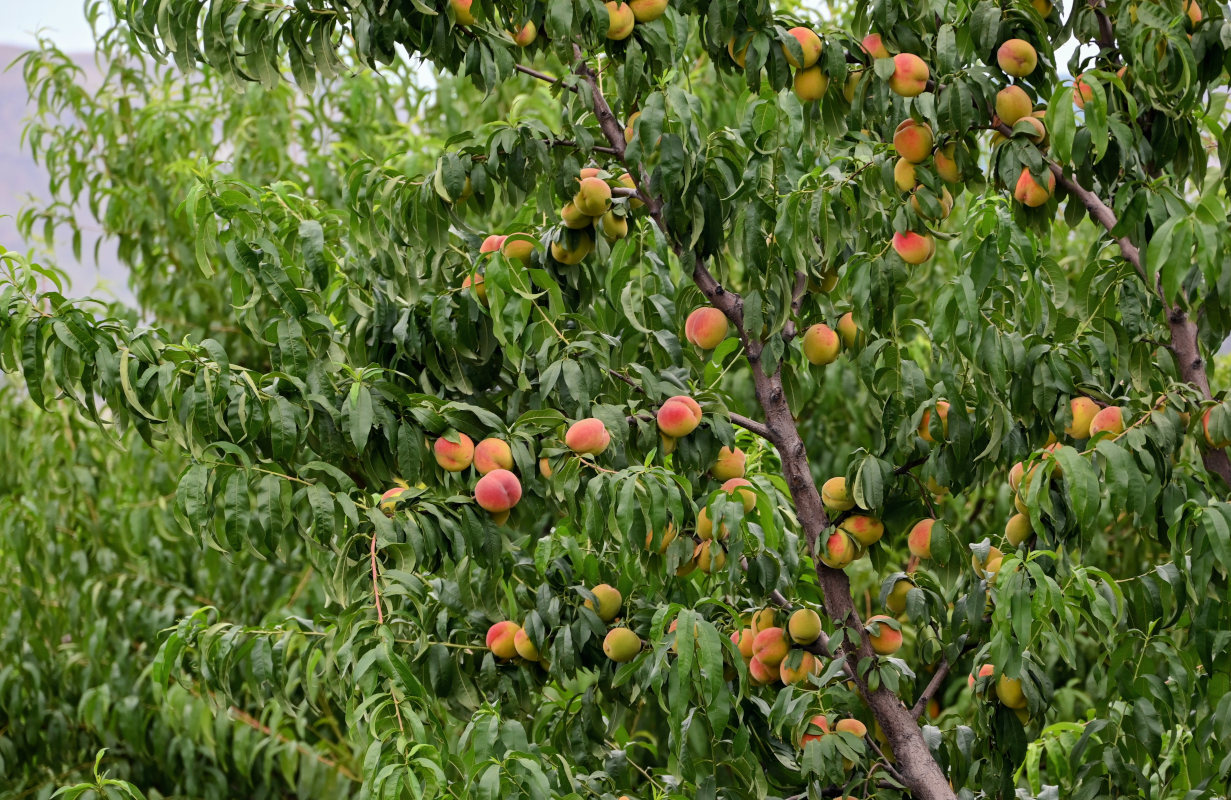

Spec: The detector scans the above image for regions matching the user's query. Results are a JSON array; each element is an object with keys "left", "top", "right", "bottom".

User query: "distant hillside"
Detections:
[{"left": 0, "top": 44, "right": 130, "bottom": 302}]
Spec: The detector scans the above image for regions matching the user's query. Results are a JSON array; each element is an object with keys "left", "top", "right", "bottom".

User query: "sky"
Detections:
[{"left": 3, "top": 1, "right": 99, "bottom": 52}]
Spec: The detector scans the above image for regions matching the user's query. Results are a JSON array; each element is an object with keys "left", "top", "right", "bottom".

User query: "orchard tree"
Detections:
[{"left": 4, "top": 0, "right": 1231, "bottom": 798}]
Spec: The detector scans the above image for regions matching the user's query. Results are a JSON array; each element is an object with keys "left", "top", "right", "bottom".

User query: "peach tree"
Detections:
[{"left": 3, "top": 0, "right": 1231, "bottom": 798}]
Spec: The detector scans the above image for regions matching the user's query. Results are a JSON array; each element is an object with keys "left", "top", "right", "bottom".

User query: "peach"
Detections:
[
  {"left": 623, "top": 110, "right": 640, "bottom": 144},
  {"left": 600, "top": 212, "right": 629, "bottom": 241},
  {"left": 605, "top": 2, "right": 635, "bottom": 39},
  {"left": 449, "top": 0, "right": 476, "bottom": 25},
  {"left": 486, "top": 620, "right": 520, "bottom": 659},
  {"left": 584, "top": 583, "right": 622, "bottom": 621},
  {"left": 685, "top": 306, "right": 728, "bottom": 349},
  {"left": 1014, "top": 167, "right": 1055, "bottom": 207},
  {"left": 1204, "top": 407, "right": 1231, "bottom": 448},
  {"left": 1032, "top": 0, "right": 1053, "bottom": 16},
  {"left": 840, "top": 514, "right": 884, "bottom": 546},
  {"left": 539, "top": 457, "right": 554, "bottom": 478},
  {"left": 919, "top": 400, "right": 949, "bottom": 442},
  {"left": 861, "top": 33, "right": 890, "bottom": 60},
  {"left": 780, "top": 651, "right": 823, "bottom": 685},
  {"left": 1073, "top": 74, "right": 1094, "bottom": 109},
  {"left": 866, "top": 615, "right": 903, "bottom": 655},
  {"left": 711, "top": 446, "right": 746, "bottom": 480},
  {"left": 910, "top": 187, "right": 953, "bottom": 220},
  {"left": 751, "top": 626, "right": 789, "bottom": 666},
  {"left": 783, "top": 27, "right": 823, "bottom": 69},
  {"left": 644, "top": 522, "right": 678, "bottom": 552},
  {"left": 627, "top": 0, "right": 666, "bottom": 22},
  {"left": 748, "top": 655, "right": 777, "bottom": 685},
  {"left": 819, "top": 265, "right": 840, "bottom": 292},
  {"left": 473, "top": 438, "right": 514, "bottom": 475},
  {"left": 732, "top": 627, "right": 755, "bottom": 658},
  {"left": 972, "top": 545, "right": 1004, "bottom": 579},
  {"left": 474, "top": 469, "right": 522, "bottom": 512},
  {"left": 561, "top": 202, "right": 592, "bottom": 229},
  {"left": 722, "top": 478, "right": 757, "bottom": 512},
  {"left": 579, "top": 167, "right": 602, "bottom": 179},
  {"left": 934, "top": 142, "right": 961, "bottom": 183},
  {"left": 1066, "top": 397, "right": 1100, "bottom": 438},
  {"left": 501, "top": 236, "right": 535, "bottom": 263},
  {"left": 834, "top": 718, "right": 867, "bottom": 738},
  {"left": 1185, "top": 0, "right": 1202, "bottom": 26},
  {"left": 788, "top": 608, "right": 822, "bottom": 644},
  {"left": 885, "top": 578, "right": 913, "bottom": 613},
  {"left": 968, "top": 663, "right": 995, "bottom": 689},
  {"left": 996, "top": 674, "right": 1027, "bottom": 708},
  {"left": 803, "top": 323, "right": 840, "bottom": 365},
  {"left": 1005, "top": 513, "right": 1032, "bottom": 546},
  {"left": 793, "top": 66, "right": 829, "bottom": 102},
  {"left": 550, "top": 233, "right": 593, "bottom": 265},
  {"left": 1020, "top": 115, "right": 1047, "bottom": 144},
  {"left": 462, "top": 273, "right": 487, "bottom": 305},
  {"left": 658, "top": 396, "right": 702, "bottom": 437},
  {"left": 513, "top": 627, "right": 540, "bottom": 660},
  {"left": 603, "top": 628, "right": 642, "bottom": 662},
  {"left": 801, "top": 714, "right": 830, "bottom": 745},
  {"left": 574, "top": 176, "right": 613, "bottom": 216},
  {"left": 837, "top": 312, "right": 858, "bottom": 347},
  {"left": 821, "top": 476, "right": 855, "bottom": 512},
  {"left": 907, "top": 518, "right": 936, "bottom": 558},
  {"left": 1088, "top": 406, "right": 1124, "bottom": 437},
  {"left": 617, "top": 172, "right": 643, "bottom": 208},
  {"left": 480, "top": 234, "right": 507, "bottom": 254},
  {"left": 893, "top": 119, "right": 934, "bottom": 163},
  {"left": 434, "top": 433, "right": 475, "bottom": 471},
  {"left": 893, "top": 231, "right": 935, "bottom": 265},
  {"left": 995, "top": 86, "right": 1032, "bottom": 125},
  {"left": 511, "top": 21, "right": 537, "bottom": 46},
  {"left": 894, "top": 157, "right": 917, "bottom": 193},
  {"left": 696, "top": 541, "right": 727, "bottom": 573},
  {"left": 696, "top": 508, "right": 727, "bottom": 541},
  {"left": 888, "top": 53, "right": 929, "bottom": 97},
  {"left": 1008, "top": 461, "right": 1025, "bottom": 491},
  {"left": 727, "top": 37, "right": 749, "bottom": 68},
  {"left": 565, "top": 417, "right": 611, "bottom": 454},
  {"left": 748, "top": 607, "right": 777, "bottom": 634},
  {"left": 379, "top": 487, "right": 407, "bottom": 517},
  {"left": 997, "top": 38, "right": 1038, "bottom": 77},
  {"left": 820, "top": 530, "right": 859, "bottom": 569}
]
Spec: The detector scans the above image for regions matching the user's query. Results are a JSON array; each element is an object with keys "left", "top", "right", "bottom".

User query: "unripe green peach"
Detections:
[
  {"left": 627, "top": 0, "right": 666, "bottom": 22},
  {"left": 893, "top": 119, "right": 934, "bottom": 164},
  {"left": 885, "top": 578, "right": 913, "bottom": 613},
  {"left": 486, "top": 620, "right": 520, "bottom": 659},
  {"left": 584, "top": 583, "right": 623, "bottom": 621},
  {"left": 751, "top": 626, "right": 789, "bottom": 666},
  {"left": 434, "top": 433, "right": 475, "bottom": 471},
  {"left": 605, "top": 1, "right": 635, "bottom": 39},
  {"left": 918, "top": 400, "right": 949, "bottom": 443},
  {"left": 780, "top": 651, "right": 823, "bottom": 684},
  {"left": 603, "top": 628, "right": 642, "bottom": 662},
  {"left": 1005, "top": 513, "right": 1032, "bottom": 546},
  {"left": 379, "top": 487, "right": 407, "bottom": 517},
  {"left": 685, "top": 306, "right": 728, "bottom": 349},
  {"left": 997, "top": 38, "right": 1038, "bottom": 77},
  {"left": 711, "top": 446, "right": 746, "bottom": 480},
  {"left": 893, "top": 230, "right": 935, "bottom": 265},
  {"left": 513, "top": 627, "right": 540, "bottom": 660},
  {"left": 865, "top": 614, "right": 903, "bottom": 655},
  {"left": 565, "top": 417, "right": 611, "bottom": 454},
  {"left": 996, "top": 674, "right": 1027, "bottom": 708},
  {"left": 803, "top": 323, "right": 840, "bottom": 365},
  {"left": 783, "top": 27, "right": 823, "bottom": 68},
  {"left": 721, "top": 478, "right": 757, "bottom": 512},
  {"left": 658, "top": 395, "right": 702, "bottom": 437},
  {"left": 995, "top": 85, "right": 1033, "bottom": 125},
  {"left": 907, "top": 518, "right": 936, "bottom": 558},
  {"left": 1014, "top": 167, "right": 1055, "bottom": 207},
  {"left": 836, "top": 312, "right": 858, "bottom": 348},
  {"left": 861, "top": 33, "right": 890, "bottom": 59},
  {"left": 599, "top": 211, "right": 629, "bottom": 241},
  {"left": 788, "top": 608, "right": 822, "bottom": 644},
  {"left": 1088, "top": 406, "right": 1124, "bottom": 437},
  {"left": 821, "top": 476, "right": 855, "bottom": 512},
  {"left": 793, "top": 66, "right": 829, "bottom": 102},
  {"left": 840, "top": 514, "right": 884, "bottom": 546},
  {"left": 888, "top": 53, "right": 929, "bottom": 97},
  {"left": 473, "top": 438, "right": 513, "bottom": 475}
]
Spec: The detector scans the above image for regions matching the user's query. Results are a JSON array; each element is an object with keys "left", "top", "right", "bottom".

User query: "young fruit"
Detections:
[{"left": 603, "top": 628, "right": 643, "bottom": 662}]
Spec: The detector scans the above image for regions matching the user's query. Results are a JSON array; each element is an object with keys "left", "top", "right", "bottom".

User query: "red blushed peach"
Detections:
[
  {"left": 474, "top": 469, "right": 522, "bottom": 513},
  {"left": 995, "top": 85, "right": 1033, "bottom": 125},
  {"left": 480, "top": 234, "right": 507, "bottom": 254},
  {"left": 968, "top": 662, "right": 995, "bottom": 690},
  {"left": 918, "top": 400, "right": 949, "bottom": 443},
  {"left": 732, "top": 627, "right": 755, "bottom": 659},
  {"left": 888, "top": 53, "right": 929, "bottom": 97},
  {"left": 510, "top": 21, "right": 537, "bottom": 46},
  {"left": 861, "top": 33, "right": 890, "bottom": 60},
  {"left": 865, "top": 615, "right": 903, "bottom": 655},
  {"left": 711, "top": 446, "right": 746, "bottom": 480},
  {"left": 780, "top": 652, "right": 823, "bottom": 685},
  {"left": 1066, "top": 397, "right": 1100, "bottom": 439},
  {"left": 1073, "top": 74, "right": 1094, "bottom": 109},
  {"left": 513, "top": 627, "right": 540, "bottom": 660},
  {"left": 751, "top": 626, "right": 789, "bottom": 666},
  {"left": 748, "top": 655, "right": 777, "bottom": 685},
  {"left": 820, "top": 530, "right": 858, "bottom": 568},
  {"left": 449, "top": 0, "right": 476, "bottom": 25},
  {"left": 893, "top": 119, "right": 934, "bottom": 164},
  {"left": 627, "top": 0, "right": 667, "bottom": 22},
  {"left": 605, "top": 1, "right": 635, "bottom": 40},
  {"left": 721, "top": 478, "right": 756, "bottom": 512},
  {"left": 1088, "top": 406, "right": 1125, "bottom": 437},
  {"left": 836, "top": 312, "right": 858, "bottom": 348},
  {"left": 935, "top": 143, "right": 961, "bottom": 183},
  {"left": 501, "top": 236, "right": 535, "bottom": 263},
  {"left": 908, "top": 518, "right": 936, "bottom": 558},
  {"left": 893, "top": 231, "right": 935, "bottom": 265},
  {"left": 1014, "top": 167, "right": 1055, "bottom": 208},
  {"left": 658, "top": 396, "right": 702, "bottom": 437},
  {"left": 834, "top": 718, "right": 867, "bottom": 738},
  {"left": 783, "top": 27, "right": 823, "bottom": 68},
  {"left": 997, "top": 38, "right": 1038, "bottom": 77},
  {"left": 434, "top": 433, "right": 475, "bottom": 471},
  {"left": 840, "top": 514, "right": 884, "bottom": 546},
  {"left": 684, "top": 306, "right": 728, "bottom": 349},
  {"left": 1185, "top": 0, "right": 1202, "bottom": 26},
  {"left": 565, "top": 418, "right": 611, "bottom": 454},
  {"left": 801, "top": 714, "right": 830, "bottom": 746},
  {"left": 378, "top": 487, "right": 407, "bottom": 517},
  {"left": 473, "top": 438, "right": 514, "bottom": 475},
  {"left": 803, "top": 323, "right": 840, "bottom": 365},
  {"left": 486, "top": 620, "right": 520, "bottom": 659},
  {"left": 462, "top": 273, "right": 487, "bottom": 305}
]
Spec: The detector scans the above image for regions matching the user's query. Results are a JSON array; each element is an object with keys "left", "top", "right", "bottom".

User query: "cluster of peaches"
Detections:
[
  {"left": 445, "top": 0, "right": 668, "bottom": 46},
  {"left": 485, "top": 581, "right": 629, "bottom": 665}
]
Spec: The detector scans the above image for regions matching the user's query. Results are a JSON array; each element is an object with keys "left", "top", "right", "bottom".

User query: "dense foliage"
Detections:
[{"left": 4, "top": 0, "right": 1231, "bottom": 797}]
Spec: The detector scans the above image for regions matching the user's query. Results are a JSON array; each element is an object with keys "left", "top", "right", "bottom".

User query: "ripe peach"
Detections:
[
  {"left": 861, "top": 33, "right": 890, "bottom": 59},
  {"left": 565, "top": 417, "right": 611, "bottom": 454},
  {"left": 1185, "top": 0, "right": 1202, "bottom": 25},
  {"left": 801, "top": 714, "right": 830, "bottom": 745},
  {"left": 1005, "top": 513, "right": 1032, "bottom": 546},
  {"left": 919, "top": 400, "right": 950, "bottom": 442},
  {"left": 722, "top": 478, "right": 757, "bottom": 512},
  {"left": 603, "top": 628, "right": 642, "bottom": 662},
  {"left": 1032, "top": 0, "right": 1053, "bottom": 16},
  {"left": 834, "top": 718, "right": 867, "bottom": 738},
  {"left": 780, "top": 652, "right": 823, "bottom": 684},
  {"left": 821, "top": 476, "right": 855, "bottom": 512},
  {"left": 513, "top": 627, "right": 540, "bottom": 660},
  {"left": 473, "top": 438, "right": 514, "bottom": 475},
  {"left": 711, "top": 446, "right": 746, "bottom": 480},
  {"left": 584, "top": 583, "right": 622, "bottom": 622},
  {"left": 803, "top": 323, "right": 840, "bottom": 365},
  {"left": 748, "top": 655, "right": 777, "bottom": 685},
  {"left": 511, "top": 21, "right": 537, "bottom": 46},
  {"left": 885, "top": 578, "right": 913, "bottom": 613},
  {"left": 449, "top": 0, "right": 476, "bottom": 25},
  {"left": 1008, "top": 461, "right": 1025, "bottom": 491},
  {"left": 888, "top": 53, "right": 929, "bottom": 97},
  {"left": 1066, "top": 397, "right": 1100, "bottom": 439},
  {"left": 1073, "top": 74, "right": 1094, "bottom": 109},
  {"left": 1014, "top": 167, "right": 1055, "bottom": 207},
  {"left": 996, "top": 86, "right": 1033, "bottom": 125},
  {"left": 1088, "top": 406, "right": 1124, "bottom": 437},
  {"left": 480, "top": 234, "right": 507, "bottom": 254},
  {"left": 696, "top": 541, "right": 727, "bottom": 573},
  {"left": 462, "top": 273, "right": 487, "bottom": 305},
  {"left": 1020, "top": 115, "right": 1047, "bottom": 144},
  {"left": 579, "top": 167, "right": 602, "bottom": 179},
  {"left": 893, "top": 119, "right": 934, "bottom": 163},
  {"left": 696, "top": 508, "right": 728, "bottom": 541},
  {"left": 788, "top": 608, "right": 822, "bottom": 644},
  {"left": 894, "top": 158, "right": 917, "bottom": 193},
  {"left": 836, "top": 312, "right": 858, "bottom": 347},
  {"left": 866, "top": 615, "right": 903, "bottom": 655},
  {"left": 378, "top": 487, "right": 407, "bottom": 517},
  {"left": 623, "top": 110, "right": 640, "bottom": 144},
  {"left": 501, "top": 236, "right": 535, "bottom": 263},
  {"left": 996, "top": 674, "right": 1027, "bottom": 708},
  {"left": 841, "top": 515, "right": 884, "bottom": 546},
  {"left": 434, "top": 433, "right": 475, "bottom": 471},
  {"left": 644, "top": 522, "right": 678, "bottom": 552},
  {"left": 820, "top": 530, "right": 859, "bottom": 569},
  {"left": 793, "top": 66, "right": 829, "bottom": 102},
  {"left": 685, "top": 306, "right": 729, "bottom": 349},
  {"left": 907, "top": 518, "right": 936, "bottom": 558},
  {"left": 574, "top": 176, "right": 613, "bottom": 216},
  {"left": 538, "top": 457, "right": 554, "bottom": 478},
  {"left": 751, "top": 626, "right": 790, "bottom": 666},
  {"left": 658, "top": 396, "right": 702, "bottom": 437},
  {"left": 968, "top": 663, "right": 995, "bottom": 689},
  {"left": 627, "top": 0, "right": 667, "bottom": 22},
  {"left": 783, "top": 27, "right": 823, "bottom": 68},
  {"left": 486, "top": 620, "right": 520, "bottom": 659},
  {"left": 550, "top": 233, "right": 593, "bottom": 265},
  {"left": 605, "top": 1, "right": 635, "bottom": 39},
  {"left": 893, "top": 231, "right": 935, "bottom": 265},
  {"left": 934, "top": 143, "right": 961, "bottom": 183},
  {"left": 474, "top": 469, "right": 522, "bottom": 513},
  {"left": 997, "top": 38, "right": 1038, "bottom": 77},
  {"left": 617, "top": 172, "right": 643, "bottom": 208},
  {"left": 732, "top": 627, "right": 755, "bottom": 658}
]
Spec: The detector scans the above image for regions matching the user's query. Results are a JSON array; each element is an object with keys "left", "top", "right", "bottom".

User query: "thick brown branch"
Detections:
[{"left": 573, "top": 46, "right": 627, "bottom": 160}]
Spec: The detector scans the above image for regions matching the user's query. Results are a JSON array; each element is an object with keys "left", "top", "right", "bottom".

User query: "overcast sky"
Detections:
[{"left": 3, "top": 1, "right": 99, "bottom": 52}]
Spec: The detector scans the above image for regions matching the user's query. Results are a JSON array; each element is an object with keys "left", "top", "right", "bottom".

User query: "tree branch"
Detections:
[{"left": 547, "top": 138, "right": 619, "bottom": 156}]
